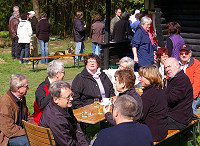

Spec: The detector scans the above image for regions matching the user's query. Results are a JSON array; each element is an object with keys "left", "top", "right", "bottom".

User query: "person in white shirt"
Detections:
[{"left": 17, "top": 13, "right": 32, "bottom": 64}]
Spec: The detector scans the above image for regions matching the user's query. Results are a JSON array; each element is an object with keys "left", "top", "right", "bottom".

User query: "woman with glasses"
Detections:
[
  {"left": 71, "top": 53, "right": 115, "bottom": 109},
  {"left": 138, "top": 65, "right": 168, "bottom": 142}
]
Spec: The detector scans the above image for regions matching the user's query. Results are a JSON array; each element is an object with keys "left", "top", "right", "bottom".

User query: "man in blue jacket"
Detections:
[{"left": 93, "top": 94, "right": 153, "bottom": 146}]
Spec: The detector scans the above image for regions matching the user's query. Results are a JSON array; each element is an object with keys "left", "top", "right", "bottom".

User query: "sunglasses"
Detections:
[{"left": 180, "top": 52, "right": 189, "bottom": 55}]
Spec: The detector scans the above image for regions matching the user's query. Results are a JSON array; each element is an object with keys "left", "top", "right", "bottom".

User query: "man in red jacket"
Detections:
[{"left": 179, "top": 44, "right": 200, "bottom": 113}]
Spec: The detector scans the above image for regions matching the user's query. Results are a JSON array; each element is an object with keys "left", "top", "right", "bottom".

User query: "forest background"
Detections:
[{"left": 0, "top": 0, "right": 144, "bottom": 38}]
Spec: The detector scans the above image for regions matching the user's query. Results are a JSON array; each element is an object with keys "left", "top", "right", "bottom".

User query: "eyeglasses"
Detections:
[
  {"left": 180, "top": 52, "right": 189, "bottom": 55},
  {"left": 60, "top": 92, "right": 74, "bottom": 100},
  {"left": 61, "top": 71, "right": 65, "bottom": 74},
  {"left": 21, "top": 85, "right": 29, "bottom": 89},
  {"left": 88, "top": 60, "right": 97, "bottom": 64}
]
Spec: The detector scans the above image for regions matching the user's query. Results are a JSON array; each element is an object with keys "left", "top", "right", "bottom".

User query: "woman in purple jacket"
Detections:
[
  {"left": 36, "top": 13, "right": 51, "bottom": 64},
  {"left": 165, "top": 22, "right": 184, "bottom": 60}
]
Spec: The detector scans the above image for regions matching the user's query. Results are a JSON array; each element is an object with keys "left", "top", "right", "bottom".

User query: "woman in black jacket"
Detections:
[
  {"left": 138, "top": 65, "right": 168, "bottom": 142},
  {"left": 103, "top": 69, "right": 143, "bottom": 125},
  {"left": 36, "top": 13, "right": 51, "bottom": 64},
  {"left": 71, "top": 53, "right": 115, "bottom": 109}
]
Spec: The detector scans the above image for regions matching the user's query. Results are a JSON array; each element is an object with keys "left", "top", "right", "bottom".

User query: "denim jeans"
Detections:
[
  {"left": 192, "top": 98, "right": 200, "bottom": 113},
  {"left": 91, "top": 42, "right": 101, "bottom": 56},
  {"left": 38, "top": 39, "right": 49, "bottom": 64},
  {"left": 12, "top": 38, "right": 20, "bottom": 59},
  {"left": 75, "top": 42, "right": 85, "bottom": 61},
  {"left": 20, "top": 43, "right": 30, "bottom": 63},
  {"left": 8, "top": 135, "right": 29, "bottom": 146}
]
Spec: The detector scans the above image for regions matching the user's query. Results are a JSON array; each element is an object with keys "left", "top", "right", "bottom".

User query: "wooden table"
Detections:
[{"left": 73, "top": 103, "right": 106, "bottom": 124}]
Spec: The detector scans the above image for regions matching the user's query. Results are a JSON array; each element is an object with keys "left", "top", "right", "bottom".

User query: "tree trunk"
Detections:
[{"left": 32, "top": 0, "right": 40, "bottom": 20}]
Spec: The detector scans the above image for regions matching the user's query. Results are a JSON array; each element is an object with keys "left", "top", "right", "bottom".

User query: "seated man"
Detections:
[
  {"left": 93, "top": 94, "right": 153, "bottom": 146},
  {"left": 0, "top": 74, "right": 35, "bottom": 146},
  {"left": 164, "top": 57, "right": 193, "bottom": 129},
  {"left": 39, "top": 80, "right": 88, "bottom": 146},
  {"left": 179, "top": 44, "right": 200, "bottom": 113},
  {"left": 103, "top": 56, "right": 139, "bottom": 95},
  {"left": 32, "top": 60, "right": 65, "bottom": 124}
]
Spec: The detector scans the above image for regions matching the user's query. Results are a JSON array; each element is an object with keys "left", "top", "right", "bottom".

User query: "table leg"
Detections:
[
  {"left": 32, "top": 61, "right": 35, "bottom": 72},
  {"left": 78, "top": 57, "right": 80, "bottom": 68}
]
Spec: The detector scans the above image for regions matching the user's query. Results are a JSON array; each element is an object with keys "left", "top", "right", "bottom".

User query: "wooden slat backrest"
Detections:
[{"left": 22, "top": 120, "right": 55, "bottom": 146}]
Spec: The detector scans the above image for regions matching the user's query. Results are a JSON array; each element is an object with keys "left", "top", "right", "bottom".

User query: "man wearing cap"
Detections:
[
  {"left": 164, "top": 57, "right": 193, "bottom": 130},
  {"left": 28, "top": 11, "right": 38, "bottom": 57},
  {"left": 179, "top": 44, "right": 200, "bottom": 113}
]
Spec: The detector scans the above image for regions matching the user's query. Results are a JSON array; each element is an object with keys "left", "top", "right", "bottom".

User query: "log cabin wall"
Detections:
[{"left": 154, "top": 0, "right": 200, "bottom": 60}]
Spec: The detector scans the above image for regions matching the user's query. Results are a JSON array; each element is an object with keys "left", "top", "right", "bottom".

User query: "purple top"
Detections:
[{"left": 165, "top": 34, "right": 184, "bottom": 60}]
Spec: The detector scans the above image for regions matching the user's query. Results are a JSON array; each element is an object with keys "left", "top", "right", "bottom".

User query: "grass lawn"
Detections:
[{"left": 0, "top": 37, "right": 92, "bottom": 114}]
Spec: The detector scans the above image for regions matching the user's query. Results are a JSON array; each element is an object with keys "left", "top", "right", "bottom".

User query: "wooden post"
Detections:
[{"left": 103, "top": 0, "right": 111, "bottom": 69}]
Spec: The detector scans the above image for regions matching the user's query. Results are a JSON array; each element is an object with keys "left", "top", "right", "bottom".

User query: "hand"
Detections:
[
  {"left": 103, "top": 105, "right": 111, "bottom": 114},
  {"left": 84, "top": 25, "right": 86, "bottom": 28},
  {"left": 134, "top": 56, "right": 139, "bottom": 63},
  {"left": 110, "top": 96, "right": 118, "bottom": 104}
]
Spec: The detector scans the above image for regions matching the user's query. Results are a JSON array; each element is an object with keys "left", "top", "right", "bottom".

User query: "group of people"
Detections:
[
  {"left": 8, "top": 6, "right": 51, "bottom": 64},
  {"left": 1, "top": 6, "right": 200, "bottom": 146}
]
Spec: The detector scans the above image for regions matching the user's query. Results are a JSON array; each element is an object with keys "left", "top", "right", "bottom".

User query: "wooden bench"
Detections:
[
  {"left": 23, "top": 53, "right": 87, "bottom": 71},
  {"left": 154, "top": 114, "right": 200, "bottom": 145}
]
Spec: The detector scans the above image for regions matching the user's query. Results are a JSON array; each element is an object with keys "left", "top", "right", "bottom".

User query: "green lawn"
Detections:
[{"left": 0, "top": 37, "right": 92, "bottom": 114}]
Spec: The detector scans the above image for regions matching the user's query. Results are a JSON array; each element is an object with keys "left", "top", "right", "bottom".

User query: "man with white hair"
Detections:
[
  {"left": 32, "top": 60, "right": 65, "bottom": 124},
  {"left": 93, "top": 94, "right": 153, "bottom": 146},
  {"left": 39, "top": 80, "right": 88, "bottom": 146},
  {"left": 9, "top": 11, "right": 20, "bottom": 60},
  {"left": 28, "top": 11, "right": 38, "bottom": 57},
  {"left": 164, "top": 57, "right": 193, "bottom": 129},
  {"left": 129, "top": 9, "right": 140, "bottom": 24},
  {"left": 9, "top": 6, "right": 19, "bottom": 22},
  {"left": 103, "top": 56, "right": 139, "bottom": 95},
  {"left": 0, "top": 74, "right": 35, "bottom": 146}
]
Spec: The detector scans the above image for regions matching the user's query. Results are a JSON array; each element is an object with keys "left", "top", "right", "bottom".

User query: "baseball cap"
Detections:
[
  {"left": 28, "top": 11, "right": 35, "bottom": 15},
  {"left": 179, "top": 44, "right": 192, "bottom": 52}
]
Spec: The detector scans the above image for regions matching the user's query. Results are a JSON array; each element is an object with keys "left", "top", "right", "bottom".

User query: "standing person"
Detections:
[
  {"left": 39, "top": 81, "right": 88, "bottom": 146},
  {"left": 164, "top": 58, "right": 193, "bottom": 130},
  {"left": 131, "top": 16, "right": 158, "bottom": 70},
  {"left": 93, "top": 94, "right": 153, "bottom": 146},
  {"left": 138, "top": 65, "right": 168, "bottom": 142},
  {"left": 90, "top": 14, "right": 104, "bottom": 56},
  {"left": 9, "top": 6, "right": 19, "bottom": 22},
  {"left": 165, "top": 22, "right": 184, "bottom": 60},
  {"left": 32, "top": 60, "right": 65, "bottom": 125},
  {"left": 129, "top": 9, "right": 140, "bottom": 25},
  {"left": 28, "top": 11, "right": 38, "bottom": 57},
  {"left": 112, "top": 12, "right": 133, "bottom": 41},
  {"left": 0, "top": 74, "right": 35, "bottom": 146},
  {"left": 110, "top": 8, "right": 121, "bottom": 36},
  {"left": 73, "top": 11, "right": 86, "bottom": 61},
  {"left": 179, "top": 44, "right": 200, "bottom": 113},
  {"left": 9, "top": 11, "right": 20, "bottom": 60},
  {"left": 17, "top": 13, "right": 32, "bottom": 64},
  {"left": 36, "top": 12, "right": 51, "bottom": 64}
]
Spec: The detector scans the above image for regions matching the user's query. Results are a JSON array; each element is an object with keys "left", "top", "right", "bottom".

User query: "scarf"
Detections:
[{"left": 142, "top": 26, "right": 154, "bottom": 45}]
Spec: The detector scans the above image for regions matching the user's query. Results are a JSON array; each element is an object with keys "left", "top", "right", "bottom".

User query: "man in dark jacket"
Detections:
[
  {"left": 39, "top": 80, "right": 88, "bottom": 146},
  {"left": 28, "top": 11, "right": 38, "bottom": 57},
  {"left": 32, "top": 60, "right": 65, "bottom": 124},
  {"left": 93, "top": 94, "right": 153, "bottom": 146},
  {"left": 9, "top": 11, "right": 20, "bottom": 60},
  {"left": 164, "top": 57, "right": 193, "bottom": 130},
  {"left": 113, "top": 12, "right": 133, "bottom": 41},
  {"left": 73, "top": 11, "right": 86, "bottom": 61}
]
